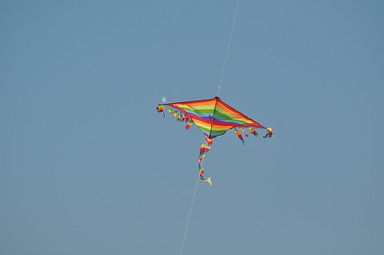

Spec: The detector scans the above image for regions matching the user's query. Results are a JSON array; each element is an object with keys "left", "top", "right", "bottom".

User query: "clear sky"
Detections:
[{"left": 1, "top": 0, "right": 383, "bottom": 254}]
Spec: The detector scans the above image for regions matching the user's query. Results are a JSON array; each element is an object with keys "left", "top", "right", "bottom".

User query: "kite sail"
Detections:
[{"left": 157, "top": 96, "right": 273, "bottom": 186}]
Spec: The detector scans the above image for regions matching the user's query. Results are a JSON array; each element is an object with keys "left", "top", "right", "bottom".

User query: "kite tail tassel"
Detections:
[
  {"left": 263, "top": 127, "right": 273, "bottom": 138},
  {"left": 202, "top": 176, "right": 212, "bottom": 187},
  {"left": 199, "top": 167, "right": 212, "bottom": 186},
  {"left": 240, "top": 127, "right": 249, "bottom": 138},
  {"left": 156, "top": 104, "right": 164, "bottom": 113},
  {"left": 249, "top": 127, "right": 258, "bottom": 137},
  {"left": 156, "top": 104, "right": 166, "bottom": 118},
  {"left": 235, "top": 130, "right": 245, "bottom": 145}
]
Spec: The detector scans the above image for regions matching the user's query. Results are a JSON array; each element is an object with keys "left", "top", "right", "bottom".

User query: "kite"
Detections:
[{"left": 157, "top": 96, "right": 273, "bottom": 186}]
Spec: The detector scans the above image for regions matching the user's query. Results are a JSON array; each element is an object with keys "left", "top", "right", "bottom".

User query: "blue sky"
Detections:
[{"left": 1, "top": 0, "right": 383, "bottom": 254}]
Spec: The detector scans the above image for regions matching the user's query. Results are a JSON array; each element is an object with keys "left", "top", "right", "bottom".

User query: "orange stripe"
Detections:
[
  {"left": 191, "top": 118, "right": 212, "bottom": 130},
  {"left": 216, "top": 101, "right": 252, "bottom": 122}
]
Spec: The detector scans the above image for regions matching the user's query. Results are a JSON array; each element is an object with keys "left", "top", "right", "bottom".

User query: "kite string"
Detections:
[
  {"left": 179, "top": 175, "right": 199, "bottom": 255},
  {"left": 179, "top": 2, "right": 240, "bottom": 253},
  {"left": 217, "top": 0, "right": 240, "bottom": 97}
]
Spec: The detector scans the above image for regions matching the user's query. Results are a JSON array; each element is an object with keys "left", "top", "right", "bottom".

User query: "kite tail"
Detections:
[{"left": 198, "top": 136, "right": 213, "bottom": 186}]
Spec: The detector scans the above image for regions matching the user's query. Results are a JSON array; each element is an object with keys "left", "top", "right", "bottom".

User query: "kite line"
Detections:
[
  {"left": 178, "top": 1, "right": 241, "bottom": 255},
  {"left": 178, "top": 175, "right": 199, "bottom": 255},
  {"left": 217, "top": 0, "right": 240, "bottom": 97}
]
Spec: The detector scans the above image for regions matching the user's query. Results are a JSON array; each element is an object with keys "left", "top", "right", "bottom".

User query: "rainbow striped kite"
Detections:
[{"left": 157, "top": 96, "right": 273, "bottom": 186}]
